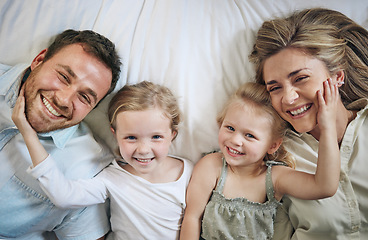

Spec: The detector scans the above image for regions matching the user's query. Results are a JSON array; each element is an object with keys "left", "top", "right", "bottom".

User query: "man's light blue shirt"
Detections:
[{"left": 0, "top": 63, "right": 113, "bottom": 239}]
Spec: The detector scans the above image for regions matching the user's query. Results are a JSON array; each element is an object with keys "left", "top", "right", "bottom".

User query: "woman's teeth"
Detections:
[{"left": 290, "top": 105, "right": 310, "bottom": 116}]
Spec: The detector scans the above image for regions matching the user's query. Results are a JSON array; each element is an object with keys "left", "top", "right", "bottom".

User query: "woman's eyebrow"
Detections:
[{"left": 266, "top": 68, "right": 308, "bottom": 85}]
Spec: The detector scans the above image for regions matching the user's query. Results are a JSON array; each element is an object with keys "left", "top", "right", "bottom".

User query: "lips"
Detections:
[
  {"left": 227, "top": 147, "right": 244, "bottom": 156},
  {"left": 135, "top": 157, "right": 154, "bottom": 163},
  {"left": 42, "top": 97, "right": 62, "bottom": 117},
  {"left": 287, "top": 104, "right": 312, "bottom": 117}
]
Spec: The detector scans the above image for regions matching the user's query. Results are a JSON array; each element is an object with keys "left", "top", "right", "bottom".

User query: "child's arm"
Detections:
[
  {"left": 12, "top": 88, "right": 108, "bottom": 208},
  {"left": 180, "top": 153, "right": 222, "bottom": 239},
  {"left": 273, "top": 79, "right": 340, "bottom": 200},
  {"left": 11, "top": 87, "right": 48, "bottom": 167}
]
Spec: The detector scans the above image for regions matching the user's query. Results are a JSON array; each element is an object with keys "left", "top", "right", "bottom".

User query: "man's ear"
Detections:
[
  {"left": 30, "top": 49, "right": 48, "bottom": 70},
  {"left": 110, "top": 127, "right": 116, "bottom": 135},
  {"left": 267, "top": 138, "right": 283, "bottom": 155}
]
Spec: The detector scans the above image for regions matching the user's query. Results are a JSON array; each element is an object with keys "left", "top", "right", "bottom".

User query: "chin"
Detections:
[{"left": 292, "top": 123, "right": 316, "bottom": 134}]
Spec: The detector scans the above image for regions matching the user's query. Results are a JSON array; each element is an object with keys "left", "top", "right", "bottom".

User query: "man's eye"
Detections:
[
  {"left": 79, "top": 93, "right": 91, "bottom": 104},
  {"left": 58, "top": 72, "right": 69, "bottom": 83}
]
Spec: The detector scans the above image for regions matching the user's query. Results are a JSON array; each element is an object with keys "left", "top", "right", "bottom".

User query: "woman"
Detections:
[{"left": 249, "top": 7, "right": 368, "bottom": 239}]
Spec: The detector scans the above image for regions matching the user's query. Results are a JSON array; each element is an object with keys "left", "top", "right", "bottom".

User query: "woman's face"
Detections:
[{"left": 262, "top": 48, "right": 331, "bottom": 133}]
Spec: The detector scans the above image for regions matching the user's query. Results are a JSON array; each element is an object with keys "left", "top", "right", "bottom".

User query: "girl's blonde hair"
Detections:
[
  {"left": 249, "top": 7, "right": 368, "bottom": 107},
  {"left": 217, "top": 82, "right": 295, "bottom": 168},
  {"left": 108, "top": 81, "right": 181, "bottom": 139}
]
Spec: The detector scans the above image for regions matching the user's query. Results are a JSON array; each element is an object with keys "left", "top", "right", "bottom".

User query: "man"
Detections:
[{"left": 0, "top": 29, "right": 121, "bottom": 239}]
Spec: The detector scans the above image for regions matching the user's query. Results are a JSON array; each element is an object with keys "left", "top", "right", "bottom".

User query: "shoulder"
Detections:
[
  {"left": 192, "top": 152, "right": 223, "bottom": 179},
  {"left": 197, "top": 151, "right": 223, "bottom": 168},
  {"left": 168, "top": 155, "right": 194, "bottom": 175}
]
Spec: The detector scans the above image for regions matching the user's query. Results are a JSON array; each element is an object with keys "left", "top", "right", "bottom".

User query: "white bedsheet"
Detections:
[{"left": 1, "top": 0, "right": 367, "bottom": 162}]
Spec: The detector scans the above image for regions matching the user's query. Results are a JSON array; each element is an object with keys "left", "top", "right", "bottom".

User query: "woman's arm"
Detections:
[
  {"left": 180, "top": 153, "right": 221, "bottom": 239},
  {"left": 274, "top": 79, "right": 340, "bottom": 200}
]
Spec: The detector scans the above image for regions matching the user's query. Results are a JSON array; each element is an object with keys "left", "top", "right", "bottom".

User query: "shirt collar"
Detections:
[
  {"left": 0, "top": 63, "right": 29, "bottom": 107},
  {"left": 1, "top": 63, "right": 79, "bottom": 149},
  {"left": 38, "top": 125, "right": 79, "bottom": 149}
]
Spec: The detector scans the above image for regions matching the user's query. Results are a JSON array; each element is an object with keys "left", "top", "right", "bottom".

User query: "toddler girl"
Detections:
[
  {"left": 180, "top": 81, "right": 340, "bottom": 239},
  {"left": 13, "top": 81, "right": 193, "bottom": 240}
]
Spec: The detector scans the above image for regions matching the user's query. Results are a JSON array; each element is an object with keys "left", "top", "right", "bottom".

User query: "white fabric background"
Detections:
[{"left": 1, "top": 0, "right": 367, "bottom": 162}]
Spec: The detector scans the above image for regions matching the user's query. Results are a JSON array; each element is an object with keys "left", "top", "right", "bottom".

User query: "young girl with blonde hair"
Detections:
[
  {"left": 180, "top": 81, "right": 340, "bottom": 240},
  {"left": 13, "top": 81, "right": 193, "bottom": 240}
]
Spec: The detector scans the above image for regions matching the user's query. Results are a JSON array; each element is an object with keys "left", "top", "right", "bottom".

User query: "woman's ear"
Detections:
[
  {"left": 267, "top": 138, "right": 283, "bottom": 155},
  {"left": 30, "top": 49, "right": 48, "bottom": 70},
  {"left": 335, "top": 70, "right": 345, "bottom": 87}
]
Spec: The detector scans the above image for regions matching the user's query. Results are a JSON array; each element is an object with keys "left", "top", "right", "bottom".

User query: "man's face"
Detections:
[{"left": 23, "top": 44, "right": 112, "bottom": 133}]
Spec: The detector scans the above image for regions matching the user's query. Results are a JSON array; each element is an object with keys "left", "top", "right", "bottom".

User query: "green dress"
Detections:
[{"left": 201, "top": 157, "right": 283, "bottom": 240}]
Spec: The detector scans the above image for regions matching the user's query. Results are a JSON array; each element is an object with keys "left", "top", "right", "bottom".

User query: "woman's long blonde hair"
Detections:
[{"left": 249, "top": 7, "right": 368, "bottom": 107}]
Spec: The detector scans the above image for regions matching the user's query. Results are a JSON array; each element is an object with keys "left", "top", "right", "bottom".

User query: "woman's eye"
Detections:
[
  {"left": 268, "top": 86, "right": 280, "bottom": 92},
  {"left": 295, "top": 76, "right": 308, "bottom": 82}
]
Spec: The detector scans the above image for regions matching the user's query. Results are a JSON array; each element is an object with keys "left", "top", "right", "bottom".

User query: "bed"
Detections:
[{"left": 1, "top": 0, "right": 367, "bottom": 163}]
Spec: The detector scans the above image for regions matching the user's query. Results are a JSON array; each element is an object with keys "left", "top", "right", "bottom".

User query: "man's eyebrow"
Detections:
[
  {"left": 58, "top": 64, "right": 76, "bottom": 78},
  {"left": 57, "top": 64, "right": 98, "bottom": 104}
]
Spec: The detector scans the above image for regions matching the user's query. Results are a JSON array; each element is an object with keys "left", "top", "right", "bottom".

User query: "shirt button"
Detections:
[
  {"left": 348, "top": 200, "right": 356, "bottom": 208},
  {"left": 342, "top": 146, "right": 351, "bottom": 152},
  {"left": 352, "top": 225, "right": 360, "bottom": 232}
]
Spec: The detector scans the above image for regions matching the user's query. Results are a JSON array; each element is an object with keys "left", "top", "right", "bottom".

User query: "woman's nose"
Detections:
[{"left": 282, "top": 87, "right": 299, "bottom": 105}]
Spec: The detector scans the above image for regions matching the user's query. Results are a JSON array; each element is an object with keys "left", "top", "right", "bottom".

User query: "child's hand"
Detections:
[
  {"left": 316, "top": 78, "right": 339, "bottom": 132},
  {"left": 11, "top": 87, "right": 37, "bottom": 137}
]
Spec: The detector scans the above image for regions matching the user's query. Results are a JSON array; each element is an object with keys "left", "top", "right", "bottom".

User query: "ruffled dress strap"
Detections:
[
  {"left": 265, "top": 161, "right": 286, "bottom": 202},
  {"left": 214, "top": 157, "right": 228, "bottom": 193}
]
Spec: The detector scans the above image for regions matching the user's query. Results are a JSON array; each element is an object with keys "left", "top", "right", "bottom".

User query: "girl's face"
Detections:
[
  {"left": 218, "top": 102, "right": 281, "bottom": 168},
  {"left": 263, "top": 48, "right": 336, "bottom": 133},
  {"left": 112, "top": 108, "right": 176, "bottom": 177}
]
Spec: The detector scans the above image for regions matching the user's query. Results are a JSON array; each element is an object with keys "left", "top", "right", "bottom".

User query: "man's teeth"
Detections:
[
  {"left": 136, "top": 158, "right": 152, "bottom": 163},
  {"left": 290, "top": 105, "right": 309, "bottom": 116},
  {"left": 42, "top": 97, "right": 61, "bottom": 117}
]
